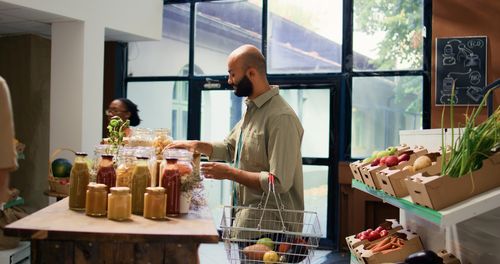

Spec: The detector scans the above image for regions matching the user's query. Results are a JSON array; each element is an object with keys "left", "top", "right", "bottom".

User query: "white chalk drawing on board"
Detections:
[
  {"left": 467, "top": 39, "right": 484, "bottom": 49},
  {"left": 442, "top": 41, "right": 457, "bottom": 66},
  {"left": 440, "top": 69, "right": 484, "bottom": 104}
]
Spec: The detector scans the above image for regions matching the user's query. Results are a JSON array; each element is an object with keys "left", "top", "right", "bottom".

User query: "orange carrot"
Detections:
[{"left": 381, "top": 247, "right": 402, "bottom": 254}]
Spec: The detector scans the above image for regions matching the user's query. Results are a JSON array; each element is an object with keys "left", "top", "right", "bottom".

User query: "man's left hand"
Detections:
[{"left": 201, "top": 162, "right": 235, "bottom": 180}]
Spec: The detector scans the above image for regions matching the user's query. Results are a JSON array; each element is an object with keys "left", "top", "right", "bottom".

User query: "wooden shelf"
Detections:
[{"left": 352, "top": 179, "right": 500, "bottom": 227}]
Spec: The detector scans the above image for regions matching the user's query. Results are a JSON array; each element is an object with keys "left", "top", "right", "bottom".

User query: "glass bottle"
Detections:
[
  {"left": 143, "top": 187, "right": 166, "bottom": 220},
  {"left": 96, "top": 154, "right": 116, "bottom": 192},
  {"left": 131, "top": 156, "right": 151, "bottom": 215},
  {"left": 129, "top": 128, "right": 154, "bottom": 147},
  {"left": 161, "top": 158, "right": 180, "bottom": 216},
  {"left": 85, "top": 183, "right": 107, "bottom": 217},
  {"left": 69, "top": 152, "right": 90, "bottom": 210},
  {"left": 107, "top": 187, "right": 131, "bottom": 221},
  {"left": 153, "top": 128, "right": 173, "bottom": 160},
  {"left": 115, "top": 147, "right": 136, "bottom": 188}
]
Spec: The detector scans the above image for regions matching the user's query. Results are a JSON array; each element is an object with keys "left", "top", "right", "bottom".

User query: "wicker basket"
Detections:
[{"left": 48, "top": 148, "right": 76, "bottom": 195}]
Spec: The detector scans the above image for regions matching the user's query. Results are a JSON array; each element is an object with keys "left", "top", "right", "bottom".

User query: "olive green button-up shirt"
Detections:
[{"left": 210, "top": 86, "right": 304, "bottom": 236}]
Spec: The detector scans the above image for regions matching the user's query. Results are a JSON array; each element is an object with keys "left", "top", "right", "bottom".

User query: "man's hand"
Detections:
[
  {"left": 200, "top": 162, "right": 235, "bottom": 180},
  {"left": 166, "top": 140, "right": 213, "bottom": 156},
  {"left": 167, "top": 140, "right": 199, "bottom": 153}
]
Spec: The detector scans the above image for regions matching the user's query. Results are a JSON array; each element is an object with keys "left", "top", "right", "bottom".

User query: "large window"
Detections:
[{"left": 124, "top": 0, "right": 430, "bottom": 248}]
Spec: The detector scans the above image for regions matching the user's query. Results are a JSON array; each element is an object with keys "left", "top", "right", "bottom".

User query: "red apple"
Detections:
[
  {"left": 384, "top": 156, "right": 399, "bottom": 167},
  {"left": 398, "top": 153, "right": 411, "bottom": 162},
  {"left": 374, "top": 226, "right": 385, "bottom": 233},
  {"left": 379, "top": 230, "right": 388, "bottom": 237},
  {"left": 370, "top": 158, "right": 381, "bottom": 166},
  {"left": 367, "top": 231, "right": 381, "bottom": 241},
  {"left": 379, "top": 157, "right": 388, "bottom": 165}
]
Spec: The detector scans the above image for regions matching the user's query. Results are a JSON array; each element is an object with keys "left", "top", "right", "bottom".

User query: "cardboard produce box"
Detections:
[
  {"left": 377, "top": 151, "right": 440, "bottom": 198},
  {"left": 349, "top": 160, "right": 371, "bottom": 183},
  {"left": 405, "top": 152, "right": 500, "bottom": 210},
  {"left": 354, "top": 230, "right": 424, "bottom": 264},
  {"left": 360, "top": 145, "right": 424, "bottom": 190},
  {"left": 345, "top": 220, "right": 402, "bottom": 256}
]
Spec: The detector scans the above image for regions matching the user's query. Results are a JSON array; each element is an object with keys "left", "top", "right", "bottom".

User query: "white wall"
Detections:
[
  {"left": 1, "top": 0, "right": 163, "bottom": 40},
  {"left": 2, "top": 0, "right": 163, "bottom": 155}
]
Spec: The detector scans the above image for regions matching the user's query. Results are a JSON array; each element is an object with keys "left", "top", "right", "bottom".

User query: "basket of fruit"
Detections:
[
  {"left": 48, "top": 148, "right": 76, "bottom": 195},
  {"left": 220, "top": 175, "right": 322, "bottom": 263}
]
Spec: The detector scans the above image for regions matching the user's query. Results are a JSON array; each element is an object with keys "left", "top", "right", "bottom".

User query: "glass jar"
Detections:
[
  {"left": 153, "top": 128, "right": 173, "bottom": 160},
  {"left": 96, "top": 154, "right": 116, "bottom": 192},
  {"left": 107, "top": 187, "right": 131, "bottom": 221},
  {"left": 135, "top": 146, "right": 157, "bottom": 187},
  {"left": 131, "top": 157, "right": 151, "bottom": 215},
  {"left": 129, "top": 128, "right": 154, "bottom": 147},
  {"left": 69, "top": 152, "right": 90, "bottom": 210},
  {"left": 115, "top": 147, "right": 136, "bottom": 188},
  {"left": 161, "top": 158, "right": 180, "bottom": 216},
  {"left": 85, "top": 183, "right": 107, "bottom": 217},
  {"left": 91, "top": 145, "right": 110, "bottom": 182},
  {"left": 143, "top": 187, "right": 166, "bottom": 220}
]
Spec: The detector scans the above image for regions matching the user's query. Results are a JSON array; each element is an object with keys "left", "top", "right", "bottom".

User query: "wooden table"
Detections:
[{"left": 4, "top": 198, "right": 219, "bottom": 264}]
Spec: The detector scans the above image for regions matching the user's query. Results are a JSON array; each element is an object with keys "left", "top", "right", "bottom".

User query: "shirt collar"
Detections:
[{"left": 245, "top": 85, "right": 279, "bottom": 108}]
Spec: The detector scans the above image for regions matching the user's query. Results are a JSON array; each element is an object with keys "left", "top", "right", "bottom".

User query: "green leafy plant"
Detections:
[
  {"left": 107, "top": 116, "right": 130, "bottom": 155},
  {"left": 441, "top": 82, "right": 500, "bottom": 178}
]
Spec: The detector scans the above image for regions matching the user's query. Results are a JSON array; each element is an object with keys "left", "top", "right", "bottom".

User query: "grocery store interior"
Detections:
[{"left": 0, "top": 0, "right": 499, "bottom": 263}]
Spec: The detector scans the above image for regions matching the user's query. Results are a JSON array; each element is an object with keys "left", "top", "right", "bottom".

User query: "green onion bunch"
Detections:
[{"left": 441, "top": 83, "right": 500, "bottom": 178}]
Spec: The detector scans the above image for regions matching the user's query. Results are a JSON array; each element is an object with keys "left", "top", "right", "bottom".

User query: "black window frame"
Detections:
[{"left": 122, "top": 0, "right": 432, "bottom": 250}]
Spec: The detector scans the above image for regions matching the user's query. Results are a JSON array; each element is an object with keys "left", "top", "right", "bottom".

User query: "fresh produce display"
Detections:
[
  {"left": 441, "top": 86, "right": 500, "bottom": 178},
  {"left": 364, "top": 235, "right": 406, "bottom": 254},
  {"left": 370, "top": 151, "right": 412, "bottom": 167},
  {"left": 242, "top": 237, "right": 308, "bottom": 263},
  {"left": 355, "top": 225, "right": 390, "bottom": 241}
]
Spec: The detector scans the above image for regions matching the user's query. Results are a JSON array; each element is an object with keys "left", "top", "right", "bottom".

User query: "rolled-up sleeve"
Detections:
[
  {"left": 0, "top": 77, "right": 17, "bottom": 171},
  {"left": 259, "top": 114, "right": 302, "bottom": 193},
  {"left": 209, "top": 123, "right": 239, "bottom": 162}
]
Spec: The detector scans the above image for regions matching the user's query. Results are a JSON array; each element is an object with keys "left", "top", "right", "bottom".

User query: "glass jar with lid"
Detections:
[
  {"left": 85, "top": 183, "right": 107, "bottom": 217},
  {"left": 107, "top": 187, "right": 131, "bottom": 221},
  {"left": 69, "top": 152, "right": 90, "bottom": 210},
  {"left": 131, "top": 156, "right": 151, "bottom": 215},
  {"left": 143, "top": 187, "right": 166, "bottom": 219},
  {"left": 153, "top": 128, "right": 173, "bottom": 160},
  {"left": 129, "top": 128, "right": 154, "bottom": 147},
  {"left": 115, "top": 147, "right": 136, "bottom": 188},
  {"left": 136, "top": 146, "right": 158, "bottom": 187},
  {"left": 161, "top": 149, "right": 193, "bottom": 215},
  {"left": 92, "top": 145, "right": 110, "bottom": 182},
  {"left": 96, "top": 154, "right": 116, "bottom": 192}
]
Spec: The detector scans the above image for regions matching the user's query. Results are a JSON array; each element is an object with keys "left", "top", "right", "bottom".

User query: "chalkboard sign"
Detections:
[{"left": 435, "top": 36, "right": 487, "bottom": 105}]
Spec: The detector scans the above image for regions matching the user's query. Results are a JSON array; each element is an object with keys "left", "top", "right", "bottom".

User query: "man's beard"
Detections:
[{"left": 233, "top": 75, "right": 253, "bottom": 97}]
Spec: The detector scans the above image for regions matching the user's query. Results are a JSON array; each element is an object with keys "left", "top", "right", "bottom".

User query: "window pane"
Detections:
[
  {"left": 127, "top": 81, "right": 189, "bottom": 140},
  {"left": 303, "top": 165, "right": 328, "bottom": 237},
  {"left": 351, "top": 76, "right": 423, "bottom": 159},
  {"left": 127, "top": 4, "right": 190, "bottom": 77},
  {"left": 201, "top": 88, "right": 329, "bottom": 157},
  {"left": 194, "top": 1, "right": 262, "bottom": 76},
  {"left": 201, "top": 90, "right": 245, "bottom": 142},
  {"left": 353, "top": 0, "right": 424, "bottom": 71},
  {"left": 267, "top": 0, "right": 343, "bottom": 73},
  {"left": 280, "top": 89, "right": 330, "bottom": 158}
]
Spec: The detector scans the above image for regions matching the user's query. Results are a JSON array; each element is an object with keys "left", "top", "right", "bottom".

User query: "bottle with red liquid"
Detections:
[
  {"left": 161, "top": 158, "right": 180, "bottom": 216},
  {"left": 96, "top": 154, "right": 116, "bottom": 192}
]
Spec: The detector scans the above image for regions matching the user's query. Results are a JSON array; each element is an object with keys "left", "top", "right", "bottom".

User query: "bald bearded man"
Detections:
[{"left": 168, "top": 44, "right": 304, "bottom": 240}]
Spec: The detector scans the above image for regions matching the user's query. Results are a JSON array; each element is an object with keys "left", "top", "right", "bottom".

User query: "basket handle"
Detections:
[
  {"left": 48, "top": 148, "right": 76, "bottom": 178},
  {"left": 257, "top": 173, "right": 287, "bottom": 232}
]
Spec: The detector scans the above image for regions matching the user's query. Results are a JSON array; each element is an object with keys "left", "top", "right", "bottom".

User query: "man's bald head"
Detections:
[{"left": 228, "top": 44, "right": 266, "bottom": 75}]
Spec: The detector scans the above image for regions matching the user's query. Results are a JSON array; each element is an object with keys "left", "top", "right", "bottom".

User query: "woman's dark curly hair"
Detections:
[{"left": 118, "top": 98, "right": 141, "bottom": 126}]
